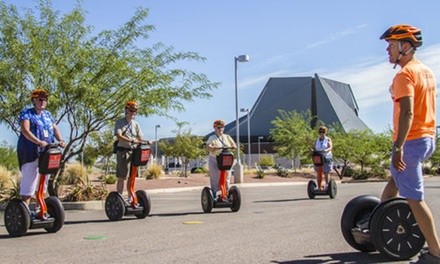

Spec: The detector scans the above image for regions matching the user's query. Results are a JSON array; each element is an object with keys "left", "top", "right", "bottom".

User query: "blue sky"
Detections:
[{"left": 2, "top": 0, "right": 440, "bottom": 145}]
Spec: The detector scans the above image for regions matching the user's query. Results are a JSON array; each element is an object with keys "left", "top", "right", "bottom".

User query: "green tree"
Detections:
[
  {"left": 78, "top": 129, "right": 114, "bottom": 169},
  {"left": 270, "top": 110, "right": 316, "bottom": 170},
  {"left": 0, "top": 1, "right": 218, "bottom": 194},
  {"left": 159, "top": 131, "right": 206, "bottom": 177},
  {"left": 0, "top": 141, "right": 18, "bottom": 170}
]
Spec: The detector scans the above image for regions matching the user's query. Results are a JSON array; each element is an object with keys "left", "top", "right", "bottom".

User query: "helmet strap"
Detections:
[{"left": 393, "top": 42, "right": 413, "bottom": 69}]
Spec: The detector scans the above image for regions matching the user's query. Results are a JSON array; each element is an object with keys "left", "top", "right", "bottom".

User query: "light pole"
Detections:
[
  {"left": 234, "top": 54, "right": 250, "bottom": 183},
  {"left": 258, "top": 136, "right": 263, "bottom": 164},
  {"left": 155, "top": 125, "right": 160, "bottom": 164},
  {"left": 240, "top": 108, "right": 251, "bottom": 168}
]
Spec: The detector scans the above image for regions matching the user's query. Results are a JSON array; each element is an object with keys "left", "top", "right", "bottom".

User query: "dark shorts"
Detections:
[{"left": 116, "top": 149, "right": 133, "bottom": 179}]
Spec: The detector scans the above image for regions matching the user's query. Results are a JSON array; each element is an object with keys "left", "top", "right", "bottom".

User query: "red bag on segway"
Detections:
[
  {"left": 38, "top": 147, "right": 62, "bottom": 174},
  {"left": 312, "top": 151, "right": 323, "bottom": 166},
  {"left": 132, "top": 145, "right": 151, "bottom": 166},
  {"left": 216, "top": 150, "right": 234, "bottom": 171}
]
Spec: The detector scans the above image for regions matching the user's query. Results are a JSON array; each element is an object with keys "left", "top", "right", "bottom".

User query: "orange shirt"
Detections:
[{"left": 391, "top": 59, "right": 436, "bottom": 141}]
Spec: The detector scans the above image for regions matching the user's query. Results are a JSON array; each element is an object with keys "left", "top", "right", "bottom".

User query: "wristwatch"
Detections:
[{"left": 395, "top": 146, "right": 402, "bottom": 152}]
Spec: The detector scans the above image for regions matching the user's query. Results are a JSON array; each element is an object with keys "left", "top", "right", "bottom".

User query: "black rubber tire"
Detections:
[
  {"left": 44, "top": 196, "right": 65, "bottom": 233},
  {"left": 105, "top": 192, "right": 126, "bottom": 221},
  {"left": 229, "top": 186, "right": 241, "bottom": 212},
  {"left": 201, "top": 187, "right": 213, "bottom": 213},
  {"left": 370, "top": 198, "right": 425, "bottom": 260},
  {"left": 4, "top": 198, "right": 30, "bottom": 237},
  {"left": 135, "top": 190, "right": 151, "bottom": 219},
  {"left": 307, "top": 180, "right": 316, "bottom": 199},
  {"left": 328, "top": 179, "right": 337, "bottom": 199},
  {"left": 340, "top": 195, "right": 380, "bottom": 252}
]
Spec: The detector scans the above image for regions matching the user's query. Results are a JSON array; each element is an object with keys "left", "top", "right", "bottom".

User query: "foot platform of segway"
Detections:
[
  {"left": 30, "top": 217, "right": 56, "bottom": 229},
  {"left": 351, "top": 227, "right": 372, "bottom": 245},
  {"left": 213, "top": 200, "right": 232, "bottom": 208},
  {"left": 124, "top": 205, "right": 146, "bottom": 215}
]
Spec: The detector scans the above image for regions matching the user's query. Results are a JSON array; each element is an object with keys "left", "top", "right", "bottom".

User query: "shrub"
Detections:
[
  {"left": 256, "top": 170, "right": 265, "bottom": 179},
  {"left": 0, "top": 176, "right": 20, "bottom": 203},
  {"left": 63, "top": 185, "right": 108, "bottom": 202},
  {"left": 105, "top": 175, "right": 117, "bottom": 184},
  {"left": 61, "top": 163, "right": 88, "bottom": 185},
  {"left": 352, "top": 169, "right": 372, "bottom": 180},
  {"left": 193, "top": 167, "right": 207, "bottom": 174},
  {"left": 370, "top": 165, "right": 388, "bottom": 179},
  {"left": 0, "top": 165, "right": 13, "bottom": 190},
  {"left": 144, "top": 163, "right": 162, "bottom": 180},
  {"left": 258, "top": 155, "right": 275, "bottom": 167},
  {"left": 277, "top": 166, "right": 290, "bottom": 178},
  {"left": 342, "top": 166, "right": 355, "bottom": 177}
]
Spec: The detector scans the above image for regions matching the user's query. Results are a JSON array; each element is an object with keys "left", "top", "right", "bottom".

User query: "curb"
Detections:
[{"left": 0, "top": 181, "right": 314, "bottom": 211}]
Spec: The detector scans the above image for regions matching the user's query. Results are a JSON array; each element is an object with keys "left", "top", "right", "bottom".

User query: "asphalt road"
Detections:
[{"left": 1, "top": 179, "right": 439, "bottom": 264}]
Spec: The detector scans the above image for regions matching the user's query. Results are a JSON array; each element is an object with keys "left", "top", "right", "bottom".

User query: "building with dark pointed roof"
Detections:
[{"left": 213, "top": 74, "right": 369, "bottom": 155}]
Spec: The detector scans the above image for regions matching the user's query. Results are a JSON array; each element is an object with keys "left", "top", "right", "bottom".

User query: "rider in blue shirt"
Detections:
[{"left": 17, "top": 88, "right": 65, "bottom": 206}]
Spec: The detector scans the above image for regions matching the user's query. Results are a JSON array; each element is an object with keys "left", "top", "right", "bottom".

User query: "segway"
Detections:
[
  {"left": 4, "top": 143, "right": 65, "bottom": 237},
  {"left": 341, "top": 195, "right": 425, "bottom": 260},
  {"left": 307, "top": 151, "right": 337, "bottom": 199},
  {"left": 105, "top": 143, "right": 151, "bottom": 221},
  {"left": 201, "top": 148, "right": 241, "bottom": 213}
]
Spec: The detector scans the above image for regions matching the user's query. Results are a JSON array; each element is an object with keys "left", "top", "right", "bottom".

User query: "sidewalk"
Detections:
[{"left": 62, "top": 173, "right": 314, "bottom": 211}]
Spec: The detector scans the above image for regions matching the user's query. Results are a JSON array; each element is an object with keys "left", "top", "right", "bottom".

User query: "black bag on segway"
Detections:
[
  {"left": 38, "top": 147, "right": 62, "bottom": 174},
  {"left": 112, "top": 140, "right": 118, "bottom": 154},
  {"left": 216, "top": 150, "right": 234, "bottom": 171},
  {"left": 132, "top": 145, "right": 151, "bottom": 166},
  {"left": 312, "top": 151, "right": 324, "bottom": 166}
]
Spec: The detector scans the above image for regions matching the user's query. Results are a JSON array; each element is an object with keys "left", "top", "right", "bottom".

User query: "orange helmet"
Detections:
[
  {"left": 213, "top": 119, "right": 225, "bottom": 128},
  {"left": 31, "top": 88, "right": 49, "bottom": 99},
  {"left": 125, "top": 100, "right": 139, "bottom": 110},
  {"left": 380, "top": 24, "right": 422, "bottom": 47}
]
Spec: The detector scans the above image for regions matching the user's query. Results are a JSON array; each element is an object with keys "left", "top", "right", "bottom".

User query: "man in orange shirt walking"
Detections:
[{"left": 379, "top": 24, "right": 440, "bottom": 263}]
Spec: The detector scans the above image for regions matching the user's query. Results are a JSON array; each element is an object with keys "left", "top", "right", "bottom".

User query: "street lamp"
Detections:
[
  {"left": 234, "top": 54, "right": 250, "bottom": 183},
  {"left": 258, "top": 136, "right": 263, "bottom": 164},
  {"left": 155, "top": 125, "right": 160, "bottom": 163},
  {"left": 240, "top": 108, "right": 251, "bottom": 168}
]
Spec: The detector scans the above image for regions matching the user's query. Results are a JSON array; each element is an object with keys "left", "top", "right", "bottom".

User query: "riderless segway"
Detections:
[
  {"left": 4, "top": 143, "right": 65, "bottom": 237},
  {"left": 105, "top": 142, "right": 151, "bottom": 221},
  {"left": 201, "top": 148, "right": 241, "bottom": 213},
  {"left": 307, "top": 151, "right": 337, "bottom": 199},
  {"left": 341, "top": 195, "right": 425, "bottom": 260}
]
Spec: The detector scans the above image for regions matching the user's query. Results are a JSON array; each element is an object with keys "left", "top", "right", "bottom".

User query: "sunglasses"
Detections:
[
  {"left": 216, "top": 126, "right": 224, "bottom": 129},
  {"left": 37, "top": 98, "right": 47, "bottom": 102},
  {"left": 129, "top": 109, "right": 137, "bottom": 113},
  {"left": 319, "top": 131, "right": 325, "bottom": 133}
]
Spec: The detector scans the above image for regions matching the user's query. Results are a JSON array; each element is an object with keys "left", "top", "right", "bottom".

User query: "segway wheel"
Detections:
[
  {"left": 307, "top": 180, "right": 316, "bottom": 199},
  {"left": 201, "top": 187, "right": 213, "bottom": 213},
  {"left": 369, "top": 198, "right": 425, "bottom": 260},
  {"left": 229, "top": 186, "right": 241, "bottom": 212},
  {"left": 4, "top": 198, "right": 31, "bottom": 237},
  {"left": 135, "top": 190, "right": 151, "bottom": 219},
  {"left": 328, "top": 180, "right": 337, "bottom": 199},
  {"left": 341, "top": 195, "right": 380, "bottom": 252},
  {"left": 105, "top": 192, "right": 126, "bottom": 221},
  {"left": 44, "top": 196, "right": 65, "bottom": 233}
]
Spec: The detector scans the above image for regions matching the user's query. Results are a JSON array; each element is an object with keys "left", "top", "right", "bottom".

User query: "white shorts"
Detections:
[{"left": 20, "top": 159, "right": 48, "bottom": 196}]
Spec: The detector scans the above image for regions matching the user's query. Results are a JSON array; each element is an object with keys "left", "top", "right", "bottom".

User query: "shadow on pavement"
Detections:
[
  {"left": 271, "top": 251, "right": 404, "bottom": 264},
  {"left": 64, "top": 218, "right": 137, "bottom": 225},
  {"left": 150, "top": 210, "right": 231, "bottom": 217},
  {"left": 254, "top": 198, "right": 312, "bottom": 203}
]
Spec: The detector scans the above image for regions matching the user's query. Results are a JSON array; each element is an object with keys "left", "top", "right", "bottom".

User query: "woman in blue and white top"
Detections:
[
  {"left": 313, "top": 126, "right": 333, "bottom": 190},
  {"left": 17, "top": 88, "right": 65, "bottom": 206}
]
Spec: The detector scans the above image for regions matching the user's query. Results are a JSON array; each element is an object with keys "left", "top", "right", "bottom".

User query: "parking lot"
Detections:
[{"left": 1, "top": 179, "right": 439, "bottom": 263}]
